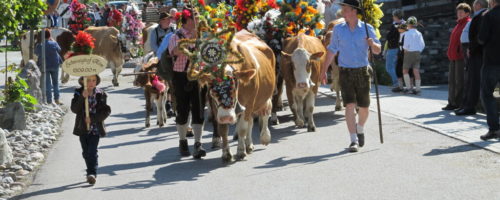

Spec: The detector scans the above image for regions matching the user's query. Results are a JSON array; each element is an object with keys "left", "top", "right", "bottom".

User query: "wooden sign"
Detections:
[{"left": 62, "top": 55, "right": 107, "bottom": 76}]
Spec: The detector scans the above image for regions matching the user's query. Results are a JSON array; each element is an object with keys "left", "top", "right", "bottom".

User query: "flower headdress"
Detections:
[
  {"left": 68, "top": 0, "right": 92, "bottom": 34},
  {"left": 275, "top": 0, "right": 323, "bottom": 37},
  {"left": 66, "top": 31, "right": 96, "bottom": 58},
  {"left": 358, "top": 0, "right": 384, "bottom": 39}
]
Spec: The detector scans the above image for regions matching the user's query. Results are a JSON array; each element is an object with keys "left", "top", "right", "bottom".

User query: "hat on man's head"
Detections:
[
  {"left": 397, "top": 23, "right": 408, "bottom": 30},
  {"left": 339, "top": 0, "right": 361, "bottom": 9},
  {"left": 159, "top": 12, "right": 171, "bottom": 21},
  {"left": 407, "top": 16, "right": 418, "bottom": 25}
]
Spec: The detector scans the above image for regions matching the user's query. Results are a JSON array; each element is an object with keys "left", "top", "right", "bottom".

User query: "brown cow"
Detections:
[
  {"left": 84, "top": 26, "right": 125, "bottom": 86},
  {"left": 134, "top": 58, "right": 168, "bottom": 128},
  {"left": 281, "top": 33, "right": 325, "bottom": 132},
  {"left": 322, "top": 18, "right": 345, "bottom": 111},
  {"left": 194, "top": 30, "right": 276, "bottom": 162}
]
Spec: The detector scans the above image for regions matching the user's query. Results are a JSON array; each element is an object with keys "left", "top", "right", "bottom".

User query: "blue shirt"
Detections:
[
  {"left": 156, "top": 32, "right": 174, "bottom": 58},
  {"left": 327, "top": 20, "right": 380, "bottom": 68},
  {"left": 35, "top": 40, "right": 63, "bottom": 70}
]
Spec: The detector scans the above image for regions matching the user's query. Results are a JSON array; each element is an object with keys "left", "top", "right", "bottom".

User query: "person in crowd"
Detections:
[
  {"left": 321, "top": 0, "right": 381, "bottom": 152},
  {"left": 101, "top": 4, "right": 111, "bottom": 26},
  {"left": 456, "top": 0, "right": 488, "bottom": 116},
  {"left": 442, "top": 3, "right": 471, "bottom": 110},
  {"left": 168, "top": 7, "right": 208, "bottom": 158},
  {"left": 35, "top": 29, "right": 63, "bottom": 105},
  {"left": 384, "top": 9, "right": 405, "bottom": 92},
  {"left": 478, "top": 0, "right": 500, "bottom": 140},
  {"left": 401, "top": 16, "right": 425, "bottom": 95},
  {"left": 151, "top": 12, "right": 176, "bottom": 54},
  {"left": 71, "top": 75, "right": 111, "bottom": 185}
]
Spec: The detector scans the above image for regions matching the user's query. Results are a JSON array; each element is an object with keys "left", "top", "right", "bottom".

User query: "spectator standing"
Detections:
[
  {"left": 478, "top": 0, "right": 500, "bottom": 140},
  {"left": 323, "top": 0, "right": 342, "bottom": 25},
  {"left": 402, "top": 16, "right": 425, "bottom": 95},
  {"left": 34, "top": 29, "right": 63, "bottom": 105},
  {"left": 456, "top": 0, "right": 488, "bottom": 116},
  {"left": 384, "top": 9, "right": 405, "bottom": 91},
  {"left": 442, "top": 3, "right": 471, "bottom": 110}
]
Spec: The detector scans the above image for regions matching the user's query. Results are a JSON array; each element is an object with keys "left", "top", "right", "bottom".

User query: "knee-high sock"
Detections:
[
  {"left": 177, "top": 124, "right": 188, "bottom": 140},
  {"left": 415, "top": 80, "right": 421, "bottom": 91},
  {"left": 403, "top": 74, "right": 412, "bottom": 89},
  {"left": 192, "top": 123, "right": 204, "bottom": 143}
]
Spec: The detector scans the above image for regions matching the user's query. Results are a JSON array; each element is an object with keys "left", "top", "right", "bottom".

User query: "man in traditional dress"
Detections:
[{"left": 321, "top": 0, "right": 381, "bottom": 152}]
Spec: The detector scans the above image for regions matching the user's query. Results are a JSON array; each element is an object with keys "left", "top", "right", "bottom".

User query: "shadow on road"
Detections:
[
  {"left": 11, "top": 182, "right": 89, "bottom": 200},
  {"left": 423, "top": 143, "right": 488, "bottom": 156},
  {"left": 410, "top": 110, "right": 486, "bottom": 125}
]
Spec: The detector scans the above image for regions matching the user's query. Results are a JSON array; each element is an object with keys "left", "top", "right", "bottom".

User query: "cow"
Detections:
[
  {"left": 192, "top": 30, "right": 275, "bottom": 162},
  {"left": 134, "top": 58, "right": 168, "bottom": 128},
  {"left": 142, "top": 23, "right": 158, "bottom": 54},
  {"left": 84, "top": 26, "right": 125, "bottom": 86},
  {"left": 20, "top": 28, "right": 74, "bottom": 75},
  {"left": 281, "top": 33, "right": 325, "bottom": 132},
  {"left": 322, "top": 18, "right": 345, "bottom": 111}
]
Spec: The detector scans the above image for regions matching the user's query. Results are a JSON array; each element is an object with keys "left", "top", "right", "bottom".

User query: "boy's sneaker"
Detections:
[
  {"left": 87, "top": 175, "right": 96, "bottom": 185},
  {"left": 391, "top": 87, "right": 404, "bottom": 93},
  {"left": 412, "top": 89, "right": 421, "bottom": 95}
]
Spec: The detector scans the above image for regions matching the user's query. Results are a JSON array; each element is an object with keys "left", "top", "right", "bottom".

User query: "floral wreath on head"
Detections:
[
  {"left": 65, "top": 31, "right": 96, "bottom": 59},
  {"left": 274, "top": 0, "right": 324, "bottom": 37},
  {"left": 68, "top": 0, "right": 92, "bottom": 34}
]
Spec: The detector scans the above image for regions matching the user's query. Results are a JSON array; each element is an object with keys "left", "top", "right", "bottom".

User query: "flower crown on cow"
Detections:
[{"left": 66, "top": 31, "right": 95, "bottom": 59}]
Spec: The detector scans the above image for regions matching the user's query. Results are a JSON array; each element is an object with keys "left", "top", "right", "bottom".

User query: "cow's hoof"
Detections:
[
  {"left": 212, "top": 137, "right": 222, "bottom": 149},
  {"left": 159, "top": 123, "right": 164, "bottom": 128},
  {"left": 307, "top": 126, "right": 316, "bottom": 132},
  {"left": 246, "top": 144, "right": 254, "bottom": 154},
  {"left": 235, "top": 152, "right": 247, "bottom": 161},
  {"left": 156, "top": 121, "right": 159, "bottom": 125},
  {"left": 222, "top": 152, "right": 233, "bottom": 163},
  {"left": 295, "top": 119, "right": 305, "bottom": 128},
  {"left": 112, "top": 80, "right": 119, "bottom": 87},
  {"left": 145, "top": 123, "right": 150, "bottom": 128},
  {"left": 260, "top": 134, "right": 271, "bottom": 146},
  {"left": 233, "top": 134, "right": 239, "bottom": 141},
  {"left": 271, "top": 119, "right": 279, "bottom": 125},
  {"left": 335, "top": 106, "right": 342, "bottom": 111}
]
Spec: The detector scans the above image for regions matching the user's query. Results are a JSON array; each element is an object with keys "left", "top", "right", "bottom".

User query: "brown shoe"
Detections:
[
  {"left": 87, "top": 175, "right": 96, "bottom": 185},
  {"left": 55, "top": 100, "right": 63, "bottom": 105}
]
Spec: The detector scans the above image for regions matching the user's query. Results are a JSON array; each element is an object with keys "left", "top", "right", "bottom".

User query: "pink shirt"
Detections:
[{"left": 168, "top": 28, "right": 193, "bottom": 72}]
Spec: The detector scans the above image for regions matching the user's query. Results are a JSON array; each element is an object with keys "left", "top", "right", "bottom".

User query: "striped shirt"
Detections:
[{"left": 168, "top": 28, "right": 193, "bottom": 72}]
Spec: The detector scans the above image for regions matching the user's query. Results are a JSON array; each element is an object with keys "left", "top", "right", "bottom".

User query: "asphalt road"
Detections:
[{"left": 13, "top": 68, "right": 500, "bottom": 200}]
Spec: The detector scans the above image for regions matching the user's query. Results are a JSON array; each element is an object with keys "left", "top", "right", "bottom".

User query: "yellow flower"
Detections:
[
  {"left": 306, "top": 6, "right": 318, "bottom": 14},
  {"left": 316, "top": 22, "right": 324, "bottom": 29},
  {"left": 304, "top": 16, "right": 312, "bottom": 22}
]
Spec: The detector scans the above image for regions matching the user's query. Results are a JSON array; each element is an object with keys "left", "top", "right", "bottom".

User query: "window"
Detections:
[{"left": 402, "top": 0, "right": 417, "bottom": 6}]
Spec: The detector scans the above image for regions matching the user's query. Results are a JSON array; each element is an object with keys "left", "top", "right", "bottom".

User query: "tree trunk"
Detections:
[{"left": 29, "top": 29, "right": 35, "bottom": 60}]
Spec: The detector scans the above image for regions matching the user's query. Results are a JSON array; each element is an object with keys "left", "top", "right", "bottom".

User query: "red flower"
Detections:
[
  {"left": 182, "top": 9, "right": 192, "bottom": 19},
  {"left": 198, "top": 0, "right": 205, "bottom": 6},
  {"left": 74, "top": 31, "right": 95, "bottom": 50},
  {"left": 175, "top": 12, "right": 182, "bottom": 21}
]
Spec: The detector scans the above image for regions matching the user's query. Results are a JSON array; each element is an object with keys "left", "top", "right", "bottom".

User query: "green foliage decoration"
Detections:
[{"left": 0, "top": 63, "right": 38, "bottom": 111}]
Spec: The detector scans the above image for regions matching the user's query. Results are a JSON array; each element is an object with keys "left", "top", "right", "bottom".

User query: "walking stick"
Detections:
[{"left": 360, "top": 0, "right": 383, "bottom": 144}]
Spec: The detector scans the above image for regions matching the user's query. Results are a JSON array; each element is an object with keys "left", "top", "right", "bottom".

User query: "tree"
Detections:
[{"left": 0, "top": 0, "right": 46, "bottom": 86}]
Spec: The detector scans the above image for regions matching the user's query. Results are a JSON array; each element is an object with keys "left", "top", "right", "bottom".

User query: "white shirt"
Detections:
[
  {"left": 403, "top": 29, "right": 425, "bottom": 52},
  {"left": 460, "top": 21, "right": 471, "bottom": 43}
]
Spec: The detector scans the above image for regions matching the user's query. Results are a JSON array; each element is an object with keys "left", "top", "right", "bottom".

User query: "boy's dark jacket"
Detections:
[{"left": 71, "top": 88, "right": 111, "bottom": 137}]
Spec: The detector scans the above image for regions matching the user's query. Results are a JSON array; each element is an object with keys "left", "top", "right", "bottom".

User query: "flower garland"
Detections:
[
  {"left": 68, "top": 0, "right": 92, "bottom": 34},
  {"left": 66, "top": 31, "right": 96, "bottom": 58},
  {"left": 359, "top": 0, "right": 384, "bottom": 39},
  {"left": 123, "top": 10, "right": 144, "bottom": 43},
  {"left": 232, "top": 0, "right": 261, "bottom": 31},
  {"left": 275, "top": 0, "right": 323, "bottom": 37},
  {"left": 109, "top": 9, "right": 123, "bottom": 29}
]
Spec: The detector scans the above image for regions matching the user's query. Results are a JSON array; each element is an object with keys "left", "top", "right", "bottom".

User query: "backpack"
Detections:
[{"left": 157, "top": 30, "right": 184, "bottom": 82}]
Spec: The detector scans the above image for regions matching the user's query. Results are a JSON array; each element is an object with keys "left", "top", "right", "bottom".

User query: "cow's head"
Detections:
[
  {"left": 282, "top": 48, "right": 323, "bottom": 91},
  {"left": 134, "top": 58, "right": 159, "bottom": 87},
  {"left": 195, "top": 65, "right": 254, "bottom": 124}
]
